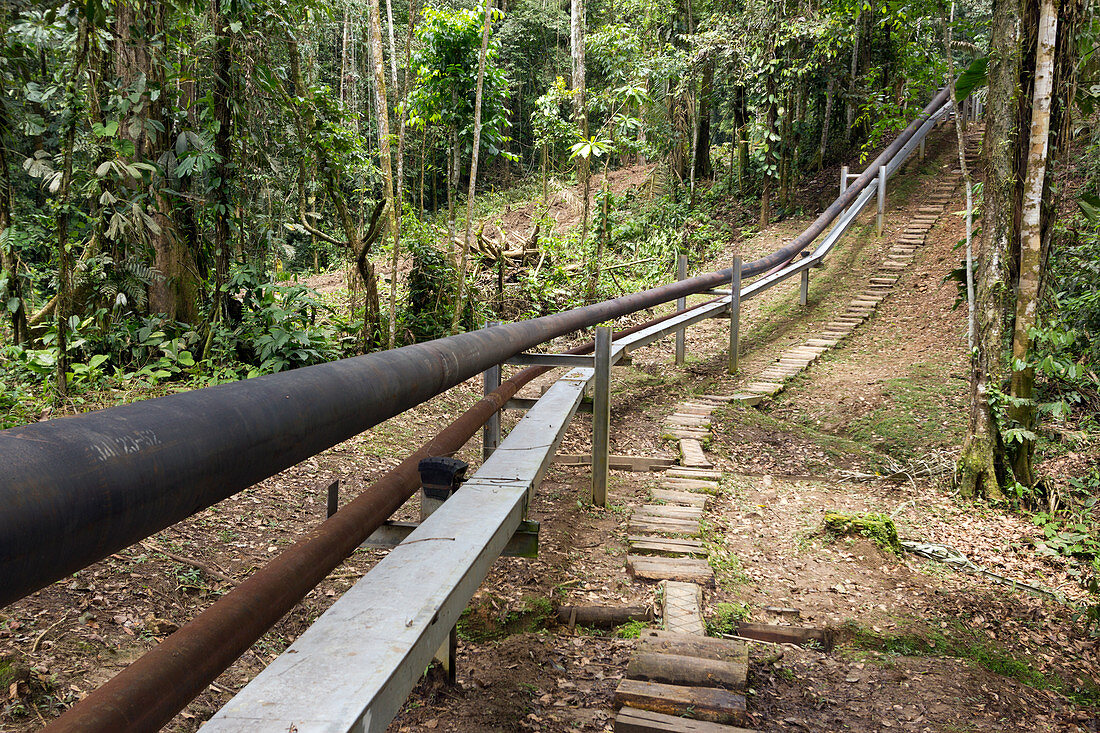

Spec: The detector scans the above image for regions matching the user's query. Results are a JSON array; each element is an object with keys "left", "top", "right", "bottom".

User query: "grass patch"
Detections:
[{"left": 843, "top": 621, "right": 1100, "bottom": 707}]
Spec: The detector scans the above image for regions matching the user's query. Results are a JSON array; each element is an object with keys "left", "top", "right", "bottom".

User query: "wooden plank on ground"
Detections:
[
  {"left": 615, "top": 706, "right": 757, "bottom": 733},
  {"left": 634, "top": 504, "right": 704, "bottom": 521},
  {"left": 628, "top": 556, "right": 713, "bottom": 583},
  {"left": 627, "top": 651, "right": 746, "bottom": 690},
  {"left": 661, "top": 580, "right": 705, "bottom": 636},
  {"left": 735, "top": 622, "right": 832, "bottom": 649},
  {"left": 554, "top": 454, "right": 674, "bottom": 471},
  {"left": 651, "top": 489, "right": 708, "bottom": 507},
  {"left": 679, "top": 439, "right": 711, "bottom": 468},
  {"left": 613, "top": 679, "right": 747, "bottom": 725},
  {"left": 639, "top": 631, "right": 748, "bottom": 665},
  {"left": 660, "top": 477, "right": 719, "bottom": 492},
  {"left": 665, "top": 467, "right": 721, "bottom": 479},
  {"left": 628, "top": 518, "right": 702, "bottom": 537},
  {"left": 629, "top": 536, "right": 706, "bottom": 556}
]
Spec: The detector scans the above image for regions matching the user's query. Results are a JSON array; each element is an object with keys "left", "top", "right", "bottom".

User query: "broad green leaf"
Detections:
[{"left": 955, "top": 58, "right": 988, "bottom": 102}]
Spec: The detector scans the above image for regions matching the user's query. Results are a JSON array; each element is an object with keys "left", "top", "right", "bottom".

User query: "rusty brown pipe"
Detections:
[{"left": 42, "top": 302, "right": 709, "bottom": 733}]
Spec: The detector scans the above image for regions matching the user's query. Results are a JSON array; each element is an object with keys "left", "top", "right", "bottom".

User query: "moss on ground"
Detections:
[{"left": 824, "top": 511, "right": 902, "bottom": 554}]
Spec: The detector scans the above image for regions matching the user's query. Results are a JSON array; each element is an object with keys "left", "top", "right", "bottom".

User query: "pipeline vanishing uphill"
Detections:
[{"left": 3, "top": 86, "right": 950, "bottom": 731}]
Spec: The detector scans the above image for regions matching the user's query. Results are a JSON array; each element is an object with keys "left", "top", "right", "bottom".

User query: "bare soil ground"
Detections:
[{"left": 4, "top": 130, "right": 1098, "bottom": 733}]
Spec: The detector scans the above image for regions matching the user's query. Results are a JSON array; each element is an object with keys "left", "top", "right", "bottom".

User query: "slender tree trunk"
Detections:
[
  {"left": 385, "top": 0, "right": 398, "bottom": 87},
  {"left": 1008, "top": 0, "right": 1058, "bottom": 487},
  {"left": 367, "top": 0, "right": 399, "bottom": 348},
  {"left": 817, "top": 75, "right": 834, "bottom": 169},
  {"left": 692, "top": 61, "right": 713, "bottom": 181},
  {"left": 733, "top": 84, "right": 748, "bottom": 192},
  {"left": 210, "top": 0, "right": 233, "bottom": 345},
  {"left": 0, "top": 90, "right": 28, "bottom": 344},
  {"left": 846, "top": 9, "right": 861, "bottom": 141},
  {"left": 452, "top": 1, "right": 493, "bottom": 331}
]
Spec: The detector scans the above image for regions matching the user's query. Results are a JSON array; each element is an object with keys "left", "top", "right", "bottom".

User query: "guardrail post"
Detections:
[
  {"left": 799, "top": 269, "right": 809, "bottom": 307},
  {"left": 482, "top": 320, "right": 502, "bottom": 460},
  {"left": 919, "top": 136, "right": 925, "bottom": 161},
  {"left": 840, "top": 165, "right": 849, "bottom": 197},
  {"left": 728, "top": 255, "right": 741, "bottom": 375},
  {"left": 326, "top": 480, "right": 339, "bottom": 518},
  {"left": 674, "top": 254, "right": 687, "bottom": 365},
  {"left": 876, "top": 165, "right": 887, "bottom": 237},
  {"left": 592, "top": 325, "right": 612, "bottom": 507}
]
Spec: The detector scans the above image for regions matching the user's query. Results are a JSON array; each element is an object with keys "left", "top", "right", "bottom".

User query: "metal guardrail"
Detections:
[
  {"left": 28, "top": 87, "right": 956, "bottom": 732},
  {"left": 201, "top": 94, "right": 956, "bottom": 733}
]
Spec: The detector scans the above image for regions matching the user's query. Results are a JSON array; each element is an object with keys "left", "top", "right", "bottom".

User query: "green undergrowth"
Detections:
[
  {"left": 457, "top": 595, "right": 554, "bottom": 642},
  {"left": 613, "top": 620, "right": 650, "bottom": 638},
  {"left": 842, "top": 621, "right": 1100, "bottom": 707},
  {"left": 705, "top": 601, "right": 750, "bottom": 636},
  {"left": 823, "top": 511, "right": 903, "bottom": 555},
  {"left": 840, "top": 361, "right": 966, "bottom": 461}
]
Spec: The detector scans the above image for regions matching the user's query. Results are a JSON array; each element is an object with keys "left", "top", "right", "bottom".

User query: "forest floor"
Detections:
[{"left": 3, "top": 128, "right": 1099, "bottom": 732}]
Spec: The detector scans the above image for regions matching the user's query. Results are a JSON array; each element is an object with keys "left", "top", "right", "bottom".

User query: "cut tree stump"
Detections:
[
  {"left": 614, "top": 707, "right": 757, "bottom": 733},
  {"left": 613, "top": 679, "right": 747, "bottom": 725}
]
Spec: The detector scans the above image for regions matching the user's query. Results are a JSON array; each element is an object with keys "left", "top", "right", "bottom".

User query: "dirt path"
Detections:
[{"left": 4, "top": 131, "right": 1097, "bottom": 732}]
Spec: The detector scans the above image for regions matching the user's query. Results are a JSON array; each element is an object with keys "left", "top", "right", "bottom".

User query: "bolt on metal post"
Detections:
[{"left": 675, "top": 254, "right": 687, "bottom": 365}]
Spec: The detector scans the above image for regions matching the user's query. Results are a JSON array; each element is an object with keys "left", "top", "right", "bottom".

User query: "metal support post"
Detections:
[
  {"left": 799, "top": 269, "right": 809, "bottom": 307},
  {"left": 482, "top": 320, "right": 502, "bottom": 460},
  {"left": 591, "top": 326, "right": 612, "bottom": 507},
  {"left": 919, "top": 136, "right": 925, "bottom": 161},
  {"left": 728, "top": 256, "right": 742, "bottom": 375},
  {"left": 876, "top": 165, "right": 886, "bottom": 237},
  {"left": 674, "top": 254, "right": 687, "bottom": 365},
  {"left": 840, "top": 165, "right": 849, "bottom": 197},
  {"left": 326, "top": 480, "right": 339, "bottom": 518}
]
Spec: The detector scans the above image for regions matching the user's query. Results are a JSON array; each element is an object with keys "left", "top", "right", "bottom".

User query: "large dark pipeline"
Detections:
[
  {"left": 0, "top": 87, "right": 951, "bottom": 610},
  {"left": 40, "top": 305, "right": 710, "bottom": 733}
]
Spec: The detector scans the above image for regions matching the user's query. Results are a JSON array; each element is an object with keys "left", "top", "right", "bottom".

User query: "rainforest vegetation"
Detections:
[{"left": 0, "top": 0, "right": 1098, "bottom": 522}]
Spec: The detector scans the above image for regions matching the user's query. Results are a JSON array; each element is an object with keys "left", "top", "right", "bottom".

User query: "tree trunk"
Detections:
[
  {"left": 367, "top": 0, "right": 399, "bottom": 348},
  {"left": 1008, "top": 0, "right": 1058, "bottom": 488},
  {"left": 817, "top": 75, "right": 834, "bottom": 170},
  {"left": 211, "top": 0, "right": 233, "bottom": 337},
  {"left": 116, "top": 1, "right": 199, "bottom": 323},
  {"left": 452, "top": 2, "right": 493, "bottom": 331},
  {"left": 0, "top": 89, "right": 28, "bottom": 344},
  {"left": 692, "top": 61, "right": 713, "bottom": 181}
]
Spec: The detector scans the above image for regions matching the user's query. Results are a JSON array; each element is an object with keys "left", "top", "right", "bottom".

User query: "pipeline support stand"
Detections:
[
  {"left": 591, "top": 326, "right": 612, "bottom": 506},
  {"left": 482, "top": 320, "right": 502, "bottom": 460},
  {"left": 675, "top": 254, "right": 687, "bottom": 366},
  {"left": 728, "top": 256, "right": 742, "bottom": 375}
]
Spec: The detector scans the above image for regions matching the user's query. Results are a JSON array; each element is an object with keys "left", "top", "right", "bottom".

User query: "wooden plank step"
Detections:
[
  {"left": 869, "top": 277, "right": 897, "bottom": 285},
  {"left": 629, "top": 536, "right": 706, "bottom": 556},
  {"left": 628, "top": 556, "right": 713, "bottom": 583},
  {"left": 668, "top": 413, "right": 712, "bottom": 425},
  {"left": 615, "top": 707, "right": 757, "bottom": 733},
  {"left": 613, "top": 680, "right": 747, "bottom": 725},
  {"left": 665, "top": 467, "right": 721, "bottom": 479},
  {"left": 804, "top": 339, "right": 838, "bottom": 348},
  {"left": 665, "top": 428, "right": 710, "bottom": 440},
  {"left": 680, "top": 440, "right": 712, "bottom": 467},
  {"left": 735, "top": 621, "right": 832, "bottom": 649},
  {"left": 742, "top": 381, "right": 783, "bottom": 395},
  {"left": 675, "top": 404, "right": 715, "bottom": 416},
  {"left": 728, "top": 393, "right": 764, "bottom": 406},
  {"left": 661, "top": 580, "right": 705, "bottom": 636},
  {"left": 628, "top": 517, "right": 702, "bottom": 537},
  {"left": 651, "top": 488, "right": 709, "bottom": 507},
  {"left": 697, "top": 394, "right": 738, "bottom": 403},
  {"left": 660, "top": 478, "right": 719, "bottom": 492},
  {"left": 634, "top": 504, "right": 704, "bottom": 521},
  {"left": 665, "top": 417, "right": 711, "bottom": 430},
  {"left": 639, "top": 630, "right": 748, "bottom": 665},
  {"left": 626, "top": 651, "right": 746, "bottom": 690},
  {"left": 555, "top": 454, "right": 674, "bottom": 471}
]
